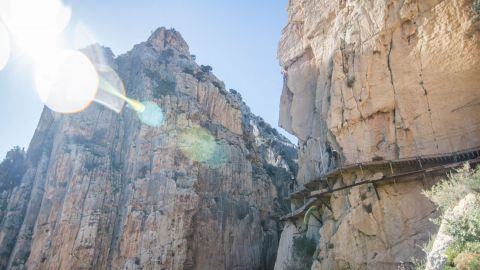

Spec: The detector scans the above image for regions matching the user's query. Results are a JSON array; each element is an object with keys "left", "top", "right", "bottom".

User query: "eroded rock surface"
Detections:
[
  {"left": 279, "top": 0, "right": 480, "bottom": 184},
  {"left": 0, "top": 28, "right": 297, "bottom": 270},
  {"left": 425, "top": 193, "right": 478, "bottom": 270},
  {"left": 276, "top": 0, "right": 479, "bottom": 269}
]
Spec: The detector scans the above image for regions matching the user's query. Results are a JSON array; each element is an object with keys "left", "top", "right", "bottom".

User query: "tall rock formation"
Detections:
[
  {"left": 0, "top": 27, "right": 297, "bottom": 270},
  {"left": 275, "top": 0, "right": 480, "bottom": 269}
]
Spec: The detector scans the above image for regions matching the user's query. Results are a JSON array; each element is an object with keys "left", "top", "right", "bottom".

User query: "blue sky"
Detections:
[{"left": 0, "top": 0, "right": 295, "bottom": 159}]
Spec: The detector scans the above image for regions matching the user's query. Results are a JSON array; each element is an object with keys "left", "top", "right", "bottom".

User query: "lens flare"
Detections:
[
  {"left": 96, "top": 65, "right": 126, "bottom": 113},
  {"left": 204, "top": 144, "right": 229, "bottom": 167},
  {"left": 97, "top": 75, "right": 146, "bottom": 113},
  {"left": 8, "top": 0, "right": 70, "bottom": 35},
  {"left": 179, "top": 127, "right": 229, "bottom": 166},
  {"left": 136, "top": 101, "right": 164, "bottom": 127},
  {"left": 73, "top": 22, "right": 97, "bottom": 52},
  {"left": 0, "top": 21, "right": 10, "bottom": 70},
  {"left": 4, "top": 0, "right": 71, "bottom": 60},
  {"left": 127, "top": 98, "right": 146, "bottom": 112},
  {"left": 35, "top": 50, "right": 98, "bottom": 113},
  {"left": 1, "top": 0, "right": 165, "bottom": 124}
]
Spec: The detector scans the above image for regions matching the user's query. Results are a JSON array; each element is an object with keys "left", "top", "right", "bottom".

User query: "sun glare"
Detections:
[
  {"left": 0, "top": 21, "right": 10, "bottom": 70},
  {"left": 0, "top": 0, "right": 164, "bottom": 123},
  {"left": 2, "top": 0, "right": 71, "bottom": 60},
  {"left": 96, "top": 65, "right": 127, "bottom": 113},
  {"left": 136, "top": 101, "right": 164, "bottom": 127},
  {"left": 179, "top": 127, "right": 222, "bottom": 164},
  {"left": 35, "top": 50, "right": 99, "bottom": 113}
]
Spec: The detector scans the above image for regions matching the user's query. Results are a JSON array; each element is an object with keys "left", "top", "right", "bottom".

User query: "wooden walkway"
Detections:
[
  {"left": 290, "top": 147, "right": 480, "bottom": 194},
  {"left": 282, "top": 147, "right": 480, "bottom": 221},
  {"left": 280, "top": 198, "right": 317, "bottom": 221},
  {"left": 308, "top": 157, "right": 480, "bottom": 199}
]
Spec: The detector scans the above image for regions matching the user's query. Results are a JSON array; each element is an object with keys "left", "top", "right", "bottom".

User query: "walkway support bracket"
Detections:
[
  {"left": 318, "top": 197, "right": 332, "bottom": 212},
  {"left": 372, "top": 183, "right": 381, "bottom": 200}
]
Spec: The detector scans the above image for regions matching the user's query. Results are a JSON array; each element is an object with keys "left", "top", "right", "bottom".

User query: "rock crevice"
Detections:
[
  {"left": 275, "top": 0, "right": 480, "bottom": 269},
  {"left": 0, "top": 27, "right": 298, "bottom": 270}
]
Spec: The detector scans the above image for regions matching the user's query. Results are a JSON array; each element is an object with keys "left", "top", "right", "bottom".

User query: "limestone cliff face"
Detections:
[
  {"left": 276, "top": 0, "right": 479, "bottom": 269},
  {"left": 279, "top": 0, "right": 480, "bottom": 183},
  {"left": 0, "top": 28, "right": 297, "bottom": 270}
]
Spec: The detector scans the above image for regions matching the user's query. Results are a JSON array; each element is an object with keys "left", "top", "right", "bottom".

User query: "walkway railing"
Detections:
[{"left": 282, "top": 147, "right": 480, "bottom": 221}]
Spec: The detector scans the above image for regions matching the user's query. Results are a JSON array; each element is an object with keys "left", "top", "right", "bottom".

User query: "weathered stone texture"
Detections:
[
  {"left": 276, "top": 0, "right": 479, "bottom": 269},
  {"left": 0, "top": 28, "right": 297, "bottom": 270},
  {"left": 279, "top": 0, "right": 480, "bottom": 182}
]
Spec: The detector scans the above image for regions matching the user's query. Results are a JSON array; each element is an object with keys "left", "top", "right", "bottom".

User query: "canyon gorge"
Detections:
[
  {"left": 0, "top": 0, "right": 480, "bottom": 269},
  {"left": 275, "top": 0, "right": 480, "bottom": 269},
  {"left": 0, "top": 28, "right": 297, "bottom": 269}
]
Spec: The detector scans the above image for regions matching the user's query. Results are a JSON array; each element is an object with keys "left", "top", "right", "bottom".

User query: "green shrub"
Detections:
[
  {"left": 200, "top": 65, "right": 212, "bottom": 73},
  {"left": 212, "top": 81, "right": 223, "bottom": 90},
  {"left": 0, "top": 146, "right": 27, "bottom": 192},
  {"left": 160, "top": 48, "right": 174, "bottom": 59},
  {"left": 424, "top": 234, "right": 437, "bottom": 254},
  {"left": 144, "top": 68, "right": 176, "bottom": 97},
  {"left": 153, "top": 79, "right": 176, "bottom": 98},
  {"left": 474, "top": 0, "right": 480, "bottom": 14},
  {"left": 446, "top": 207, "right": 480, "bottom": 245},
  {"left": 409, "top": 235, "right": 437, "bottom": 269},
  {"left": 292, "top": 235, "right": 316, "bottom": 269},
  {"left": 424, "top": 164, "right": 480, "bottom": 269},
  {"left": 423, "top": 164, "right": 480, "bottom": 210},
  {"left": 194, "top": 71, "right": 206, "bottom": 81},
  {"left": 468, "top": 256, "right": 480, "bottom": 269},
  {"left": 412, "top": 260, "right": 425, "bottom": 270},
  {"left": 182, "top": 67, "right": 195, "bottom": 76},
  {"left": 444, "top": 242, "right": 480, "bottom": 269}
]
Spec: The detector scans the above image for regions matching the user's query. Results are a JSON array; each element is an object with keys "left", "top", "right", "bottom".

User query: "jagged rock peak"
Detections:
[
  {"left": 81, "top": 43, "right": 116, "bottom": 67},
  {"left": 0, "top": 26, "right": 297, "bottom": 270},
  {"left": 147, "top": 27, "right": 190, "bottom": 55}
]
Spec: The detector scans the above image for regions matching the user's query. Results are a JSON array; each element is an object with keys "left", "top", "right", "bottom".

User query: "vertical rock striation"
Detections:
[
  {"left": 0, "top": 27, "right": 297, "bottom": 270},
  {"left": 276, "top": 0, "right": 480, "bottom": 269},
  {"left": 279, "top": 0, "right": 480, "bottom": 183}
]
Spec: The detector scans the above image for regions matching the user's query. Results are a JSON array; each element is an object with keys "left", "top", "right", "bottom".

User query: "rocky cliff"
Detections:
[
  {"left": 275, "top": 0, "right": 480, "bottom": 269},
  {"left": 0, "top": 27, "right": 297, "bottom": 270}
]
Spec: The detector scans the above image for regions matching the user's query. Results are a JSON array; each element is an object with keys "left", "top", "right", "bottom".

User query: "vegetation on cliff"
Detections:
[
  {"left": 290, "top": 234, "right": 316, "bottom": 270},
  {"left": 422, "top": 165, "right": 480, "bottom": 270},
  {"left": 0, "top": 146, "right": 26, "bottom": 193}
]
